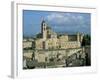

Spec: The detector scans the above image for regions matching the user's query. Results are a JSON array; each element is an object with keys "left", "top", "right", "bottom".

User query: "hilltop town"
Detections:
[{"left": 23, "top": 20, "right": 91, "bottom": 69}]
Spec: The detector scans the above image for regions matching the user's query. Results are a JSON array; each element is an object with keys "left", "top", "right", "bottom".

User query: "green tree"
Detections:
[
  {"left": 36, "top": 33, "right": 42, "bottom": 38},
  {"left": 81, "top": 34, "right": 91, "bottom": 46}
]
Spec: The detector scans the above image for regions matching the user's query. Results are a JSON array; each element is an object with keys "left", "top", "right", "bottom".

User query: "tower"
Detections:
[
  {"left": 77, "top": 32, "right": 80, "bottom": 42},
  {"left": 41, "top": 20, "right": 47, "bottom": 40}
]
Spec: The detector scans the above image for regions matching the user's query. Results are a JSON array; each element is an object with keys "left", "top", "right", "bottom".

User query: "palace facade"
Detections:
[
  {"left": 23, "top": 20, "right": 85, "bottom": 68},
  {"left": 31, "top": 20, "right": 83, "bottom": 50}
]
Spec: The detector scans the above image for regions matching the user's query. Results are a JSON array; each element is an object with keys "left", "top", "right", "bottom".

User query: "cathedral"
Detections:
[{"left": 34, "top": 20, "right": 83, "bottom": 50}]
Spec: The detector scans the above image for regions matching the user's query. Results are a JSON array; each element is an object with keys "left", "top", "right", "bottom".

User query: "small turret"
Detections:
[{"left": 77, "top": 32, "right": 80, "bottom": 42}]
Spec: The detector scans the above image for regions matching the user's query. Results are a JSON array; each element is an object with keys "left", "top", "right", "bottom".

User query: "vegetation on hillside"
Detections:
[{"left": 81, "top": 34, "right": 91, "bottom": 46}]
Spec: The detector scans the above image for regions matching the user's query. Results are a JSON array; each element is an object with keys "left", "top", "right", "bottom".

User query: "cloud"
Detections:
[
  {"left": 46, "top": 13, "right": 69, "bottom": 24},
  {"left": 45, "top": 12, "right": 90, "bottom": 34},
  {"left": 45, "top": 12, "right": 89, "bottom": 27}
]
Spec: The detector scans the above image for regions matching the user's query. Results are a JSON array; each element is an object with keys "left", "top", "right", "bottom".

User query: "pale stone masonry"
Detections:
[
  {"left": 23, "top": 20, "right": 85, "bottom": 68},
  {"left": 33, "top": 20, "right": 83, "bottom": 50}
]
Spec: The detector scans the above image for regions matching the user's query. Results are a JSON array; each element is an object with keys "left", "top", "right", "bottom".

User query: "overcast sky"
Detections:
[{"left": 23, "top": 10, "right": 91, "bottom": 37}]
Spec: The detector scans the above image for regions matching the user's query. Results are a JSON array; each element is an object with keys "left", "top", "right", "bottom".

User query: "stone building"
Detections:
[
  {"left": 23, "top": 20, "right": 84, "bottom": 68},
  {"left": 34, "top": 20, "right": 83, "bottom": 50}
]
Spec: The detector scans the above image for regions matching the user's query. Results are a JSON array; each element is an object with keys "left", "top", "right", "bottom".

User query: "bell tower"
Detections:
[{"left": 41, "top": 19, "right": 47, "bottom": 40}]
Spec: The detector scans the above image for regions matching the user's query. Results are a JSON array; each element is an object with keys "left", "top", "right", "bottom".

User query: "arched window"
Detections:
[{"left": 43, "top": 23, "right": 45, "bottom": 27}]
